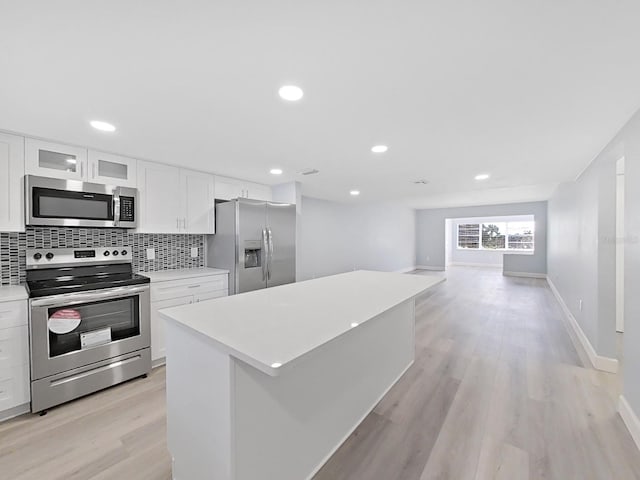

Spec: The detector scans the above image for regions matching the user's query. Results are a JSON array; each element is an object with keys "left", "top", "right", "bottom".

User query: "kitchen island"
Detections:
[{"left": 160, "top": 270, "right": 444, "bottom": 480}]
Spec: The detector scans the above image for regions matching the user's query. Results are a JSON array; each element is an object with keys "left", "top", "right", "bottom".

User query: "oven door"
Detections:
[
  {"left": 26, "top": 175, "right": 119, "bottom": 228},
  {"left": 29, "top": 285, "right": 150, "bottom": 380}
]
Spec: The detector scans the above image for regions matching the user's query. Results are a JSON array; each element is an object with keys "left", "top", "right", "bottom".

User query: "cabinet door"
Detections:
[
  {"left": 214, "top": 176, "right": 244, "bottom": 200},
  {"left": 137, "top": 161, "right": 181, "bottom": 233},
  {"left": 25, "top": 138, "right": 87, "bottom": 181},
  {"left": 151, "top": 295, "right": 193, "bottom": 363},
  {"left": 88, "top": 150, "right": 137, "bottom": 187},
  {"left": 180, "top": 169, "right": 215, "bottom": 234},
  {"left": 245, "top": 182, "right": 272, "bottom": 201},
  {"left": 0, "top": 133, "right": 25, "bottom": 232},
  {"left": 0, "top": 364, "right": 30, "bottom": 411}
]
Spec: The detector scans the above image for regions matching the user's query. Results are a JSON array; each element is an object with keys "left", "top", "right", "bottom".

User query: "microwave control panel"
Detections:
[{"left": 119, "top": 196, "right": 135, "bottom": 222}]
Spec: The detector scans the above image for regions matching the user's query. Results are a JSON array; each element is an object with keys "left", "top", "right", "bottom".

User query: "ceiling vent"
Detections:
[{"left": 299, "top": 168, "right": 320, "bottom": 176}]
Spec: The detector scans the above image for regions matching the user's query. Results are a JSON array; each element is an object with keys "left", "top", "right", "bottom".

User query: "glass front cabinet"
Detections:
[{"left": 25, "top": 138, "right": 137, "bottom": 187}]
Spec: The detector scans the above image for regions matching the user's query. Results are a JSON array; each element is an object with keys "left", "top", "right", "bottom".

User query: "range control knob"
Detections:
[
  {"left": 121, "top": 250, "right": 128, "bottom": 256},
  {"left": 112, "top": 250, "right": 119, "bottom": 256},
  {"left": 33, "top": 253, "right": 42, "bottom": 260},
  {"left": 103, "top": 250, "right": 110, "bottom": 257},
  {"left": 45, "top": 252, "right": 54, "bottom": 260}
]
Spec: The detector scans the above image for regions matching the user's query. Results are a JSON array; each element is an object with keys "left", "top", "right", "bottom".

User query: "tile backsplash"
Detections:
[{"left": 0, "top": 227, "right": 205, "bottom": 286}]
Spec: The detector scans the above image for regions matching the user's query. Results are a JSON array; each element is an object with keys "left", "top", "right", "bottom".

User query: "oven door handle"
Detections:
[{"left": 30, "top": 286, "right": 149, "bottom": 308}]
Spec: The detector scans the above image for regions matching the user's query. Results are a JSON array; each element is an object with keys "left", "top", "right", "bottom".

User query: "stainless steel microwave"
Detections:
[{"left": 25, "top": 175, "right": 137, "bottom": 228}]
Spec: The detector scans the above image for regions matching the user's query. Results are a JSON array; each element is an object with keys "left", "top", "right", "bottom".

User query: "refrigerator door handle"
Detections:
[
  {"left": 267, "top": 227, "right": 274, "bottom": 281},
  {"left": 262, "top": 228, "right": 268, "bottom": 281}
]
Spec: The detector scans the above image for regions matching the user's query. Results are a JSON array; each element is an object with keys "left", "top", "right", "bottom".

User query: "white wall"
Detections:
[
  {"left": 547, "top": 108, "right": 637, "bottom": 374},
  {"left": 298, "top": 197, "right": 416, "bottom": 280},
  {"left": 416, "top": 201, "right": 547, "bottom": 275}
]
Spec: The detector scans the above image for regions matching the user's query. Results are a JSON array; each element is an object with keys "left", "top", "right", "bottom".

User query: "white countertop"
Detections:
[
  {"left": 0, "top": 285, "right": 28, "bottom": 302},
  {"left": 160, "top": 270, "right": 444, "bottom": 376},
  {"left": 140, "top": 267, "right": 229, "bottom": 283}
]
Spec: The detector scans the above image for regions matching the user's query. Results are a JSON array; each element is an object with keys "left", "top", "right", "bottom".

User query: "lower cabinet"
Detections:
[
  {"left": 151, "top": 295, "right": 193, "bottom": 363},
  {"left": 150, "top": 274, "right": 228, "bottom": 365},
  {"left": 0, "top": 299, "right": 30, "bottom": 418}
]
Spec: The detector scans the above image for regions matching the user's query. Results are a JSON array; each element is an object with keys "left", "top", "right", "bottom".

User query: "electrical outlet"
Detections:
[
  {"left": 146, "top": 248, "right": 155, "bottom": 260},
  {"left": 578, "top": 299, "right": 583, "bottom": 312},
  {"left": 191, "top": 247, "right": 199, "bottom": 258}
]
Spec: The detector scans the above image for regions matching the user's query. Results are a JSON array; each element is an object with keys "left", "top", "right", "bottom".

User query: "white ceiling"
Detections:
[{"left": 2, "top": 1, "right": 640, "bottom": 208}]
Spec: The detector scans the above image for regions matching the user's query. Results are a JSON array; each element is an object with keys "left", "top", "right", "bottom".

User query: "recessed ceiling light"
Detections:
[
  {"left": 278, "top": 85, "right": 304, "bottom": 101},
  {"left": 350, "top": 190, "right": 360, "bottom": 196},
  {"left": 270, "top": 168, "right": 283, "bottom": 175},
  {"left": 475, "top": 173, "right": 490, "bottom": 181},
  {"left": 271, "top": 362, "right": 282, "bottom": 368},
  {"left": 90, "top": 120, "right": 116, "bottom": 132},
  {"left": 371, "top": 145, "right": 388, "bottom": 153},
  {"left": 350, "top": 322, "right": 359, "bottom": 328}
]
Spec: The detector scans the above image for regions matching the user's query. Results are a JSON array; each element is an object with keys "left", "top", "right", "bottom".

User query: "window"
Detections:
[
  {"left": 457, "top": 220, "right": 534, "bottom": 251},
  {"left": 458, "top": 223, "right": 480, "bottom": 249},
  {"left": 506, "top": 221, "right": 534, "bottom": 250}
]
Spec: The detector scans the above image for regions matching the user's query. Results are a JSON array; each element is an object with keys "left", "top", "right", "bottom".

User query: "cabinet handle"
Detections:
[
  {"left": 187, "top": 285, "right": 201, "bottom": 289},
  {"left": 176, "top": 218, "right": 180, "bottom": 230}
]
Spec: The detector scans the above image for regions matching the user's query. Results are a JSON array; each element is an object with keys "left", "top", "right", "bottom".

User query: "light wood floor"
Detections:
[{"left": 2, "top": 267, "right": 639, "bottom": 479}]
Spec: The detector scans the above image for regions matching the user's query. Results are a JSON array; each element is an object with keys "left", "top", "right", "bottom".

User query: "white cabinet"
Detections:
[
  {"left": 138, "top": 162, "right": 215, "bottom": 234},
  {"left": 215, "top": 176, "right": 272, "bottom": 201},
  {"left": 244, "top": 181, "right": 272, "bottom": 201},
  {"left": 137, "top": 161, "right": 181, "bottom": 233},
  {"left": 150, "top": 295, "right": 193, "bottom": 364},
  {"left": 0, "top": 299, "right": 30, "bottom": 415},
  {"left": 215, "top": 176, "right": 244, "bottom": 200},
  {"left": 88, "top": 150, "right": 137, "bottom": 187},
  {"left": 25, "top": 139, "right": 137, "bottom": 188},
  {"left": 180, "top": 169, "right": 215, "bottom": 234},
  {"left": 0, "top": 133, "right": 25, "bottom": 232},
  {"left": 25, "top": 138, "right": 87, "bottom": 181},
  {"left": 149, "top": 273, "right": 228, "bottom": 365}
]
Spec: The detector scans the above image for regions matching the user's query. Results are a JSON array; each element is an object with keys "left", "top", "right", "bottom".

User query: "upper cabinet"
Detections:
[
  {"left": 26, "top": 139, "right": 136, "bottom": 187},
  {"left": 137, "top": 161, "right": 181, "bottom": 234},
  {"left": 215, "top": 176, "right": 272, "bottom": 202},
  {"left": 25, "top": 138, "right": 87, "bottom": 181},
  {"left": 137, "top": 162, "right": 215, "bottom": 234},
  {"left": 0, "top": 133, "right": 25, "bottom": 232},
  {"left": 87, "top": 150, "right": 137, "bottom": 187},
  {"left": 181, "top": 169, "right": 215, "bottom": 234}
]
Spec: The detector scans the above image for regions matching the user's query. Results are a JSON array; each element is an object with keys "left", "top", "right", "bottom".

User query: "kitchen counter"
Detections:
[
  {"left": 0, "top": 285, "right": 28, "bottom": 302},
  {"left": 139, "top": 267, "right": 228, "bottom": 283},
  {"left": 161, "top": 270, "right": 444, "bottom": 480},
  {"left": 161, "top": 270, "right": 442, "bottom": 376}
]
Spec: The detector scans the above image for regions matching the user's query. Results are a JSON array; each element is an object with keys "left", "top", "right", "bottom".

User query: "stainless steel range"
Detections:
[{"left": 26, "top": 247, "right": 151, "bottom": 413}]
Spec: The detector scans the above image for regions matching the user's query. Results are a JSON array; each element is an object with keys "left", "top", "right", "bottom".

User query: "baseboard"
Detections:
[
  {"left": 0, "top": 403, "right": 30, "bottom": 423},
  {"left": 152, "top": 357, "right": 166, "bottom": 369},
  {"left": 503, "top": 271, "right": 547, "bottom": 279},
  {"left": 449, "top": 262, "right": 502, "bottom": 268},
  {"left": 546, "top": 277, "right": 618, "bottom": 373},
  {"left": 415, "top": 265, "right": 445, "bottom": 271},
  {"left": 394, "top": 266, "right": 418, "bottom": 273},
  {"left": 619, "top": 396, "right": 640, "bottom": 451}
]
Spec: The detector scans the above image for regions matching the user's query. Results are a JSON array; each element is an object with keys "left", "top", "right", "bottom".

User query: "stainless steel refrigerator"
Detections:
[{"left": 207, "top": 198, "right": 296, "bottom": 295}]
